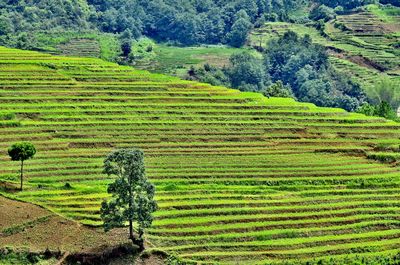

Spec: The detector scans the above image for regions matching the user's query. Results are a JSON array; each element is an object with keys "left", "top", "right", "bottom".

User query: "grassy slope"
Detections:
[
  {"left": 133, "top": 44, "right": 246, "bottom": 77},
  {"left": 30, "top": 5, "right": 399, "bottom": 97},
  {"left": 249, "top": 5, "right": 400, "bottom": 100},
  {"left": 39, "top": 33, "right": 246, "bottom": 78},
  {"left": 0, "top": 46, "right": 400, "bottom": 264},
  {"left": 35, "top": 31, "right": 121, "bottom": 61}
]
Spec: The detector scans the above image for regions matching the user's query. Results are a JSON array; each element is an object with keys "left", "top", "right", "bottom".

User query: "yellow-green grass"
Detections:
[{"left": 0, "top": 46, "right": 400, "bottom": 264}]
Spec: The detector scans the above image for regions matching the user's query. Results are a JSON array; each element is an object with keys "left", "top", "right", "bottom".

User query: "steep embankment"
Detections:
[{"left": 0, "top": 47, "right": 400, "bottom": 264}]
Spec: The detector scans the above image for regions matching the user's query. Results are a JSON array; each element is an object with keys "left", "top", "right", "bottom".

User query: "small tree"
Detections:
[
  {"left": 262, "top": 81, "right": 294, "bottom": 98},
  {"left": 100, "top": 149, "right": 157, "bottom": 251},
  {"left": 8, "top": 142, "right": 36, "bottom": 191}
]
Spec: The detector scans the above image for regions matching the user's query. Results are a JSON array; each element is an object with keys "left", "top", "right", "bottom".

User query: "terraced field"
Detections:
[
  {"left": 250, "top": 7, "right": 400, "bottom": 97},
  {"left": 0, "top": 46, "right": 400, "bottom": 264},
  {"left": 56, "top": 38, "right": 101, "bottom": 58}
]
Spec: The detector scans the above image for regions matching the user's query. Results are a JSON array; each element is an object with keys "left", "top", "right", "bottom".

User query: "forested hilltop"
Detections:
[
  {"left": 1, "top": 0, "right": 306, "bottom": 47},
  {"left": 0, "top": 0, "right": 398, "bottom": 115},
  {"left": 1, "top": 0, "right": 398, "bottom": 48}
]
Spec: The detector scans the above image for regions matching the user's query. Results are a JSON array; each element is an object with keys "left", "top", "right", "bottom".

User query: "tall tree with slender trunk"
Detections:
[
  {"left": 8, "top": 142, "right": 36, "bottom": 191},
  {"left": 100, "top": 148, "right": 157, "bottom": 250}
]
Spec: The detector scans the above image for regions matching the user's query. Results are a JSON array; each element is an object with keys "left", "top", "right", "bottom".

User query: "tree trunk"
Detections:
[
  {"left": 137, "top": 228, "right": 144, "bottom": 251},
  {"left": 137, "top": 238, "right": 144, "bottom": 251},
  {"left": 128, "top": 225, "right": 144, "bottom": 251},
  {"left": 129, "top": 219, "right": 134, "bottom": 241},
  {"left": 20, "top": 160, "right": 24, "bottom": 191}
]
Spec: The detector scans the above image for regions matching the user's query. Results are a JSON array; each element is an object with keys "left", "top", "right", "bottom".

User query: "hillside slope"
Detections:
[
  {"left": 250, "top": 5, "right": 400, "bottom": 100},
  {"left": 0, "top": 47, "right": 400, "bottom": 264}
]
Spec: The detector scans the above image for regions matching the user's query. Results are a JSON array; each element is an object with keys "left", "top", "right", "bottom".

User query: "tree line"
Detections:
[
  {"left": 0, "top": 0, "right": 306, "bottom": 48},
  {"left": 2, "top": 0, "right": 397, "bottom": 50},
  {"left": 187, "top": 32, "right": 366, "bottom": 112}
]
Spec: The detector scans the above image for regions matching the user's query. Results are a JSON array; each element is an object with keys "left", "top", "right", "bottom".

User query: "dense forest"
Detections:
[
  {"left": 1, "top": 0, "right": 397, "bottom": 49},
  {"left": 0, "top": 0, "right": 306, "bottom": 48}
]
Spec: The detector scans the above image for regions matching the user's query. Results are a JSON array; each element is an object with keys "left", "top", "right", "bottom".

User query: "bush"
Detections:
[
  {"left": 310, "top": 5, "right": 336, "bottom": 22},
  {"left": 262, "top": 81, "right": 294, "bottom": 98},
  {"left": 358, "top": 102, "right": 398, "bottom": 121}
]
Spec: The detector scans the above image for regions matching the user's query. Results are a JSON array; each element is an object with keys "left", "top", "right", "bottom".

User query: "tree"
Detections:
[
  {"left": 357, "top": 102, "right": 398, "bottom": 121},
  {"left": 262, "top": 81, "right": 294, "bottom": 98},
  {"left": 309, "top": 5, "right": 336, "bottom": 22},
  {"left": 120, "top": 29, "right": 133, "bottom": 57},
  {"left": 227, "top": 10, "right": 252, "bottom": 47},
  {"left": 369, "top": 77, "right": 400, "bottom": 110},
  {"left": 375, "top": 101, "right": 397, "bottom": 120},
  {"left": 8, "top": 142, "right": 36, "bottom": 191},
  {"left": 100, "top": 148, "right": 157, "bottom": 251}
]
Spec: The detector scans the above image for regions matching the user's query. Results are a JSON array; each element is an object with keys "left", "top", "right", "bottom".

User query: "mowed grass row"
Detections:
[{"left": 0, "top": 46, "right": 399, "bottom": 264}]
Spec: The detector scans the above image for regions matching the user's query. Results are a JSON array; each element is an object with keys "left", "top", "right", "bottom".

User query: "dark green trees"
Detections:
[
  {"left": 8, "top": 142, "right": 36, "bottom": 191},
  {"left": 316, "top": 0, "right": 374, "bottom": 9},
  {"left": 100, "top": 149, "right": 157, "bottom": 250},
  {"left": 227, "top": 10, "right": 253, "bottom": 47},
  {"left": 188, "top": 31, "right": 365, "bottom": 111},
  {"left": 228, "top": 51, "right": 269, "bottom": 91},
  {"left": 262, "top": 81, "right": 294, "bottom": 98}
]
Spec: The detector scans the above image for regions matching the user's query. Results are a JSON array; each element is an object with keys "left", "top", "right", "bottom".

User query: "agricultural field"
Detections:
[
  {"left": 35, "top": 34, "right": 245, "bottom": 78},
  {"left": 249, "top": 5, "right": 400, "bottom": 98},
  {"left": 0, "top": 46, "right": 400, "bottom": 264},
  {"left": 34, "top": 32, "right": 121, "bottom": 62},
  {"left": 131, "top": 43, "right": 246, "bottom": 78}
]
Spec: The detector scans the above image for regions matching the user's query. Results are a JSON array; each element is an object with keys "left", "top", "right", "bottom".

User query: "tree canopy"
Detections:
[
  {"left": 188, "top": 32, "right": 366, "bottom": 111},
  {"left": 0, "top": 0, "right": 307, "bottom": 48},
  {"left": 8, "top": 142, "right": 36, "bottom": 190},
  {"left": 100, "top": 148, "right": 157, "bottom": 250}
]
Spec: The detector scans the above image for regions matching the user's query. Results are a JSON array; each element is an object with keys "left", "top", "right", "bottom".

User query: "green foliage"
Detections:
[
  {"left": 379, "top": 0, "right": 400, "bottom": 6},
  {"left": 0, "top": 112, "right": 15, "bottom": 120},
  {"left": 358, "top": 101, "right": 398, "bottom": 121},
  {"left": 1, "top": 46, "right": 400, "bottom": 265},
  {"left": 128, "top": 38, "right": 156, "bottom": 64},
  {"left": 310, "top": 5, "right": 336, "bottom": 22},
  {"left": 227, "top": 10, "right": 253, "bottom": 47},
  {"left": 280, "top": 253, "right": 400, "bottom": 264},
  {"left": 8, "top": 142, "right": 36, "bottom": 163},
  {"left": 262, "top": 81, "right": 294, "bottom": 98},
  {"left": 359, "top": 77, "right": 400, "bottom": 121},
  {"left": 368, "top": 77, "right": 400, "bottom": 110},
  {"left": 0, "top": 248, "right": 57, "bottom": 265},
  {"left": 187, "top": 64, "right": 230, "bottom": 87},
  {"left": 0, "top": 0, "right": 90, "bottom": 48},
  {"left": 0, "top": 0, "right": 307, "bottom": 48},
  {"left": 266, "top": 31, "right": 366, "bottom": 111},
  {"left": 100, "top": 148, "right": 157, "bottom": 250},
  {"left": 315, "top": 0, "right": 377, "bottom": 10},
  {"left": 8, "top": 142, "right": 36, "bottom": 191},
  {"left": 227, "top": 51, "right": 268, "bottom": 91},
  {"left": 188, "top": 31, "right": 366, "bottom": 111}
]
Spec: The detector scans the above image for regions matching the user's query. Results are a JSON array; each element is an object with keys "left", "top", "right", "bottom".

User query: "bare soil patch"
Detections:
[
  {"left": 0, "top": 195, "right": 128, "bottom": 254},
  {"left": 0, "top": 196, "right": 50, "bottom": 230}
]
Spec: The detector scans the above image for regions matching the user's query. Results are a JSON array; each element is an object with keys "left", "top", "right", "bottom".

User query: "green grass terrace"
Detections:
[{"left": 0, "top": 46, "right": 400, "bottom": 264}]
